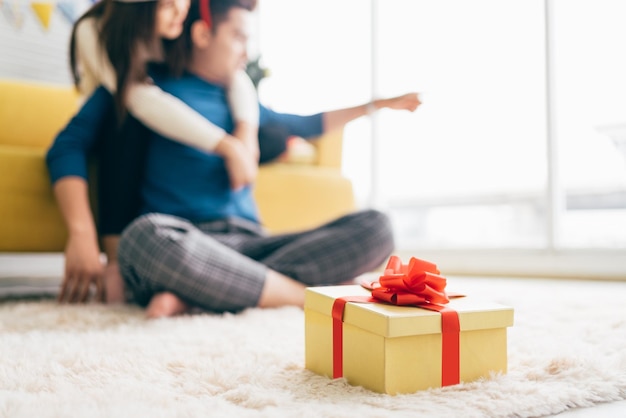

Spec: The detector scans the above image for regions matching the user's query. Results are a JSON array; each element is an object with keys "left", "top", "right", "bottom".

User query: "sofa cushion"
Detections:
[{"left": 0, "top": 79, "right": 78, "bottom": 149}]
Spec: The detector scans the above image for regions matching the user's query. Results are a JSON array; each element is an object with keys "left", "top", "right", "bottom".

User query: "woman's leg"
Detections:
[{"left": 95, "top": 112, "right": 151, "bottom": 304}]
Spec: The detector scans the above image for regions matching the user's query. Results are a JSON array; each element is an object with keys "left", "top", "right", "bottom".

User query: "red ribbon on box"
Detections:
[{"left": 332, "top": 256, "right": 461, "bottom": 387}]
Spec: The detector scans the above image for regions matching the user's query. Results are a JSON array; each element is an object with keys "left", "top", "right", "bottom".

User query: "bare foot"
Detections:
[
  {"left": 104, "top": 262, "right": 126, "bottom": 305},
  {"left": 146, "top": 292, "right": 189, "bottom": 319}
]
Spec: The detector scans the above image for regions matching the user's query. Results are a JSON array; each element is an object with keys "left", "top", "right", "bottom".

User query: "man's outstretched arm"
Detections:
[{"left": 322, "top": 93, "right": 421, "bottom": 132}]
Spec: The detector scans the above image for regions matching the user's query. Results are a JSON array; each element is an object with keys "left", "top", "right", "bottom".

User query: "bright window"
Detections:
[
  {"left": 552, "top": 0, "right": 626, "bottom": 249},
  {"left": 258, "top": 0, "right": 626, "bottom": 277},
  {"left": 372, "top": 0, "right": 548, "bottom": 249}
]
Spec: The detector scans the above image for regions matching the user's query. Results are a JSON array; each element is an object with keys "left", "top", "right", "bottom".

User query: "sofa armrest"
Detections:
[
  {"left": 310, "top": 128, "right": 344, "bottom": 168},
  {"left": 254, "top": 164, "right": 355, "bottom": 233}
]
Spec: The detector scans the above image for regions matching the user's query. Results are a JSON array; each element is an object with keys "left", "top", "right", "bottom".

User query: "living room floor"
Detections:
[{"left": 1, "top": 253, "right": 625, "bottom": 417}]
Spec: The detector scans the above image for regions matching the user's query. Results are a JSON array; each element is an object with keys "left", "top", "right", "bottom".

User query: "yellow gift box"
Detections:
[{"left": 304, "top": 285, "right": 514, "bottom": 394}]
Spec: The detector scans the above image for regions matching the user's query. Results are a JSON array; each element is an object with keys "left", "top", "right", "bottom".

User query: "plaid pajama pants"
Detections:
[{"left": 117, "top": 209, "right": 394, "bottom": 313}]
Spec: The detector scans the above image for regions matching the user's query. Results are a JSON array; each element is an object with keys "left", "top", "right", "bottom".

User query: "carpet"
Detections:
[{"left": 1, "top": 276, "right": 625, "bottom": 418}]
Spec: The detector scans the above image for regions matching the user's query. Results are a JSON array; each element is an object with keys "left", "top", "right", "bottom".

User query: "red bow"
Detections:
[{"left": 372, "top": 255, "right": 450, "bottom": 306}]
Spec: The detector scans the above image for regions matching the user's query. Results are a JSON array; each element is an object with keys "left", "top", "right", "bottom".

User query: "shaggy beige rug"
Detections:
[{"left": 1, "top": 275, "right": 625, "bottom": 418}]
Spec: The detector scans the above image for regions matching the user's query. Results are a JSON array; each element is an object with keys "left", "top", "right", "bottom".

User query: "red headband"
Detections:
[{"left": 200, "top": 0, "right": 212, "bottom": 28}]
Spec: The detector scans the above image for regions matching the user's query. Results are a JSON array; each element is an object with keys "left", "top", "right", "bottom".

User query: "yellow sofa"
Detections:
[{"left": 0, "top": 78, "right": 355, "bottom": 252}]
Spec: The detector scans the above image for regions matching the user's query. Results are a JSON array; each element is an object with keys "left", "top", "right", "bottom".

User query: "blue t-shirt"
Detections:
[{"left": 46, "top": 73, "right": 324, "bottom": 224}]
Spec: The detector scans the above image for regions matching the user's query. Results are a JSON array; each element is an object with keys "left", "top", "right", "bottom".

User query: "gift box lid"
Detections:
[{"left": 305, "top": 285, "right": 514, "bottom": 338}]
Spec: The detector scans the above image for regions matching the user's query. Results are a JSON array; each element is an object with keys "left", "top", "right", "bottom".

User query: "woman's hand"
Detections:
[{"left": 215, "top": 136, "right": 258, "bottom": 190}]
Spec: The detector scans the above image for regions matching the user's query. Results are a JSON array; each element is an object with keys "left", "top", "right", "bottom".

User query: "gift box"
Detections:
[{"left": 304, "top": 284, "right": 514, "bottom": 394}]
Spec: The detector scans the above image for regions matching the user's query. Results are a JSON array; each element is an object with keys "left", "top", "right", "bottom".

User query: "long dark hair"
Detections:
[
  {"left": 69, "top": 0, "right": 159, "bottom": 120},
  {"left": 163, "top": 0, "right": 257, "bottom": 77}
]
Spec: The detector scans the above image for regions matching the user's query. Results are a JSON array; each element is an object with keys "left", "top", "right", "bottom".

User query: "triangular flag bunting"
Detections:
[
  {"left": 31, "top": 2, "right": 54, "bottom": 30},
  {"left": 2, "top": 1, "right": 25, "bottom": 30},
  {"left": 56, "top": 1, "right": 76, "bottom": 24}
]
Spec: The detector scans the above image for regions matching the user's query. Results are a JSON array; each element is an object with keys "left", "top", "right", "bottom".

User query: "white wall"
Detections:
[{"left": 0, "top": 1, "right": 91, "bottom": 85}]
